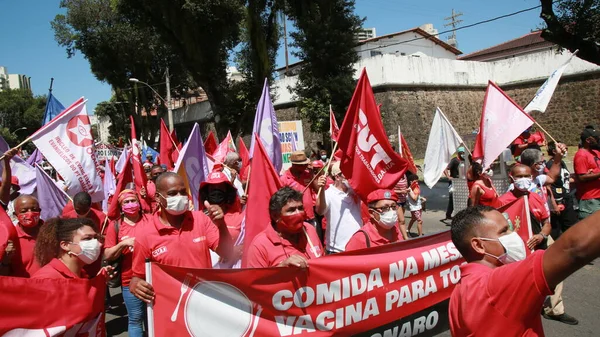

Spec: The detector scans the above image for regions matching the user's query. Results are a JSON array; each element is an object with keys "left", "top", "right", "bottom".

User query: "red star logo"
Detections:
[{"left": 67, "top": 115, "right": 93, "bottom": 147}]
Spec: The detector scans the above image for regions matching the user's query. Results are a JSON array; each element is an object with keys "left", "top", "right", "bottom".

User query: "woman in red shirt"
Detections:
[
  {"left": 103, "top": 189, "right": 149, "bottom": 337},
  {"left": 469, "top": 162, "right": 501, "bottom": 208},
  {"left": 33, "top": 217, "right": 102, "bottom": 279}
]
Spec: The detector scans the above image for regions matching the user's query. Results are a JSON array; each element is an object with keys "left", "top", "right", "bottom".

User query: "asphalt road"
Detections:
[{"left": 106, "top": 181, "right": 600, "bottom": 336}]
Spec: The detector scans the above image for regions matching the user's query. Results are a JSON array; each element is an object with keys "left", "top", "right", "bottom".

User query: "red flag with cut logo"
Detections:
[
  {"left": 497, "top": 195, "right": 534, "bottom": 256},
  {"left": 241, "top": 134, "right": 282, "bottom": 267},
  {"left": 337, "top": 69, "right": 408, "bottom": 200},
  {"left": 204, "top": 131, "right": 218, "bottom": 156},
  {"left": 330, "top": 105, "right": 340, "bottom": 142},
  {"left": 159, "top": 119, "right": 176, "bottom": 170},
  {"left": 238, "top": 136, "right": 250, "bottom": 181},
  {"left": 0, "top": 275, "right": 106, "bottom": 336}
]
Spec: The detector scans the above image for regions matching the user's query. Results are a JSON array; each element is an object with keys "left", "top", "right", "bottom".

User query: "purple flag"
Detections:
[
  {"left": 249, "top": 78, "right": 282, "bottom": 173},
  {"left": 26, "top": 149, "right": 44, "bottom": 166},
  {"left": 173, "top": 123, "right": 212, "bottom": 210},
  {"left": 102, "top": 158, "right": 116, "bottom": 212},
  {"left": 0, "top": 136, "right": 36, "bottom": 195},
  {"left": 35, "top": 164, "right": 69, "bottom": 220}
]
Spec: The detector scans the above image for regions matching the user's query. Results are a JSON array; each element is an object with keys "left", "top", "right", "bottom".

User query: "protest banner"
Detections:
[
  {"left": 0, "top": 275, "right": 106, "bottom": 336},
  {"left": 279, "top": 120, "right": 305, "bottom": 170},
  {"left": 150, "top": 231, "right": 462, "bottom": 337}
]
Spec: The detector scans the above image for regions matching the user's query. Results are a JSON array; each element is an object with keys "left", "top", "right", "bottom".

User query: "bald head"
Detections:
[
  {"left": 155, "top": 172, "right": 185, "bottom": 194},
  {"left": 13, "top": 195, "right": 40, "bottom": 215}
]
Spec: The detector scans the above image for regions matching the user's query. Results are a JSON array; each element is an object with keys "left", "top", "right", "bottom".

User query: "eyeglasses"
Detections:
[{"left": 372, "top": 205, "right": 398, "bottom": 213}]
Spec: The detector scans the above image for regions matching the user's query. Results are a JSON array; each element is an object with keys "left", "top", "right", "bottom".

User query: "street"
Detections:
[{"left": 106, "top": 181, "right": 600, "bottom": 336}]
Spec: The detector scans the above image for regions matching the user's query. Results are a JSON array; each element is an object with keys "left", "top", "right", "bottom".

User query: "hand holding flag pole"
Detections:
[{"left": 302, "top": 141, "right": 339, "bottom": 195}]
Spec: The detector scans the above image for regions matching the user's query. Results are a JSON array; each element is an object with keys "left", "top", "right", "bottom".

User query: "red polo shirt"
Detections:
[
  {"left": 246, "top": 222, "right": 323, "bottom": 268},
  {"left": 223, "top": 211, "right": 244, "bottom": 243},
  {"left": 10, "top": 224, "right": 41, "bottom": 277},
  {"left": 499, "top": 192, "right": 550, "bottom": 224},
  {"left": 32, "top": 258, "right": 87, "bottom": 279},
  {"left": 131, "top": 211, "right": 221, "bottom": 278},
  {"left": 63, "top": 208, "right": 108, "bottom": 234},
  {"left": 573, "top": 148, "right": 600, "bottom": 200},
  {"left": 449, "top": 250, "right": 552, "bottom": 336},
  {"left": 280, "top": 169, "right": 316, "bottom": 219},
  {"left": 345, "top": 221, "right": 401, "bottom": 251}
]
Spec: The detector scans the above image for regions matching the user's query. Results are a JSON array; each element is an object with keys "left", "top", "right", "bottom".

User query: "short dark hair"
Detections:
[
  {"left": 73, "top": 192, "right": 92, "bottom": 208},
  {"left": 471, "top": 161, "right": 483, "bottom": 177},
  {"left": 155, "top": 172, "right": 182, "bottom": 192},
  {"left": 407, "top": 174, "right": 419, "bottom": 184},
  {"left": 269, "top": 187, "right": 303, "bottom": 217},
  {"left": 151, "top": 164, "right": 163, "bottom": 172},
  {"left": 450, "top": 205, "right": 496, "bottom": 260}
]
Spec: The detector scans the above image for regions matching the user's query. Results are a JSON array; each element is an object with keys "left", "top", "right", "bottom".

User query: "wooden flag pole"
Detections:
[
  {"left": 302, "top": 141, "right": 339, "bottom": 195},
  {"left": 532, "top": 120, "right": 558, "bottom": 144},
  {"left": 244, "top": 166, "right": 251, "bottom": 195}
]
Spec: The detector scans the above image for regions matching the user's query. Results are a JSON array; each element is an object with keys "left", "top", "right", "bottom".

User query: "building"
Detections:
[
  {"left": 0, "top": 66, "right": 32, "bottom": 92},
  {"left": 355, "top": 28, "right": 376, "bottom": 42},
  {"left": 458, "top": 31, "right": 553, "bottom": 62},
  {"left": 0, "top": 67, "right": 8, "bottom": 91}
]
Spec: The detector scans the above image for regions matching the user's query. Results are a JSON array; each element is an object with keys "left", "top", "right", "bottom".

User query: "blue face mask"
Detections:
[{"left": 321, "top": 155, "right": 327, "bottom": 161}]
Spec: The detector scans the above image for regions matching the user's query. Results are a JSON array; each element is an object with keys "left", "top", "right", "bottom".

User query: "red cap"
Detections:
[
  {"left": 311, "top": 160, "right": 324, "bottom": 169},
  {"left": 199, "top": 170, "right": 234, "bottom": 191},
  {"left": 10, "top": 176, "right": 19, "bottom": 187},
  {"left": 366, "top": 189, "right": 398, "bottom": 204}
]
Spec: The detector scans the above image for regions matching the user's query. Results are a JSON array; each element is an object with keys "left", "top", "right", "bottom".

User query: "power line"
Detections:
[{"left": 360, "top": 3, "right": 545, "bottom": 53}]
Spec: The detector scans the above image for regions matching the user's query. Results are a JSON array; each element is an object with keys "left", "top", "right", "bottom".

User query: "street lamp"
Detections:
[
  {"left": 11, "top": 127, "right": 27, "bottom": 136},
  {"left": 129, "top": 68, "right": 173, "bottom": 131}
]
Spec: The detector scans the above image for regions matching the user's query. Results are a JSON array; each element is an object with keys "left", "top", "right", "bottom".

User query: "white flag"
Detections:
[
  {"left": 525, "top": 52, "right": 577, "bottom": 113},
  {"left": 397, "top": 125, "right": 402, "bottom": 156},
  {"left": 29, "top": 98, "right": 104, "bottom": 201},
  {"left": 115, "top": 146, "right": 129, "bottom": 173},
  {"left": 423, "top": 108, "right": 464, "bottom": 188}
]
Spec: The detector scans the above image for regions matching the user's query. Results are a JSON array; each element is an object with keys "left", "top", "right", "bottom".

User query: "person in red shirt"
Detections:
[
  {"left": 0, "top": 195, "right": 42, "bottom": 277},
  {"left": 573, "top": 126, "right": 600, "bottom": 219},
  {"left": 63, "top": 192, "right": 108, "bottom": 233},
  {"left": 199, "top": 170, "right": 244, "bottom": 243},
  {"left": 345, "top": 189, "right": 403, "bottom": 251},
  {"left": 129, "top": 172, "right": 233, "bottom": 303},
  {"left": 103, "top": 189, "right": 149, "bottom": 337},
  {"left": 511, "top": 127, "right": 546, "bottom": 158},
  {"left": 448, "top": 204, "right": 600, "bottom": 336},
  {"left": 246, "top": 187, "right": 323, "bottom": 268},
  {"left": 143, "top": 165, "right": 165, "bottom": 213},
  {"left": 469, "top": 162, "right": 501, "bottom": 208},
  {"left": 33, "top": 217, "right": 103, "bottom": 279},
  {"left": 280, "top": 151, "right": 318, "bottom": 224}
]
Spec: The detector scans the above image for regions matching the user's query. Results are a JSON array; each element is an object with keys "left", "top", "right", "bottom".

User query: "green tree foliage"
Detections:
[
  {"left": 540, "top": 0, "right": 600, "bottom": 65},
  {"left": 285, "top": 0, "right": 363, "bottom": 133},
  {"left": 0, "top": 89, "right": 46, "bottom": 150}
]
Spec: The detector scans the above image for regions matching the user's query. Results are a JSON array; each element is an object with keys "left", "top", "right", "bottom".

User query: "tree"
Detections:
[
  {"left": 540, "top": 0, "right": 600, "bottom": 65},
  {"left": 0, "top": 89, "right": 46, "bottom": 151},
  {"left": 285, "top": 0, "right": 363, "bottom": 134}
]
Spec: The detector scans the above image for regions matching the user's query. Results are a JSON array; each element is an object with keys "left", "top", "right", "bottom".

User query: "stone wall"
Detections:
[{"left": 276, "top": 72, "right": 600, "bottom": 159}]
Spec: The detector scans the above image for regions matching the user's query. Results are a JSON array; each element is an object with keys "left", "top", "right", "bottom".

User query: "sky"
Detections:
[{"left": 1, "top": 0, "right": 543, "bottom": 115}]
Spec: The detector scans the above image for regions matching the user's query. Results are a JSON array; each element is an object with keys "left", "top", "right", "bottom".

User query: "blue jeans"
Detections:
[{"left": 122, "top": 286, "right": 146, "bottom": 337}]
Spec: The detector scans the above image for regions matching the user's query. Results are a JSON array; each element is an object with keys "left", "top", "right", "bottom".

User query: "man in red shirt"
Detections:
[
  {"left": 512, "top": 127, "right": 546, "bottom": 158},
  {"left": 199, "top": 170, "right": 244, "bottom": 243},
  {"left": 280, "top": 151, "right": 318, "bottom": 224},
  {"left": 345, "top": 189, "right": 402, "bottom": 251},
  {"left": 573, "top": 126, "right": 600, "bottom": 219},
  {"left": 448, "top": 203, "right": 600, "bottom": 336},
  {"left": 246, "top": 186, "right": 323, "bottom": 268},
  {"left": 129, "top": 172, "right": 233, "bottom": 303},
  {"left": 63, "top": 192, "right": 108, "bottom": 233}
]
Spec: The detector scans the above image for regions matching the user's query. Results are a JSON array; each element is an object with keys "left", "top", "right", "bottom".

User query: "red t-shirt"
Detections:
[
  {"left": 63, "top": 208, "right": 108, "bottom": 234},
  {"left": 10, "top": 224, "right": 41, "bottom": 277},
  {"left": 573, "top": 148, "right": 600, "bottom": 200},
  {"left": 104, "top": 214, "right": 150, "bottom": 286},
  {"left": 499, "top": 191, "right": 550, "bottom": 224},
  {"left": 245, "top": 222, "right": 323, "bottom": 268},
  {"left": 32, "top": 258, "right": 87, "bottom": 279},
  {"left": 223, "top": 211, "right": 244, "bottom": 243},
  {"left": 345, "top": 221, "right": 402, "bottom": 251},
  {"left": 280, "top": 169, "right": 316, "bottom": 219},
  {"left": 449, "top": 250, "right": 552, "bottom": 336},
  {"left": 131, "top": 212, "right": 221, "bottom": 278}
]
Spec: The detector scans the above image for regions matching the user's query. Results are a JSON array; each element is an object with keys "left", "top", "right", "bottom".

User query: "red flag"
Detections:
[
  {"left": 129, "top": 115, "right": 148, "bottom": 193},
  {"left": 241, "top": 134, "right": 282, "bottom": 267},
  {"left": 109, "top": 156, "right": 116, "bottom": 177},
  {"left": 400, "top": 134, "right": 418, "bottom": 174},
  {"left": 213, "top": 131, "right": 234, "bottom": 163},
  {"left": 159, "top": 119, "right": 176, "bottom": 170},
  {"left": 0, "top": 207, "right": 17, "bottom": 261},
  {"left": 337, "top": 69, "right": 408, "bottom": 200},
  {"left": 330, "top": 105, "right": 340, "bottom": 142},
  {"left": 473, "top": 81, "right": 535, "bottom": 169},
  {"left": 497, "top": 195, "right": 534, "bottom": 256},
  {"left": 0, "top": 275, "right": 106, "bottom": 335},
  {"left": 204, "top": 131, "right": 218, "bottom": 156},
  {"left": 107, "top": 153, "right": 134, "bottom": 220},
  {"left": 238, "top": 136, "right": 250, "bottom": 181},
  {"left": 170, "top": 129, "right": 181, "bottom": 163}
]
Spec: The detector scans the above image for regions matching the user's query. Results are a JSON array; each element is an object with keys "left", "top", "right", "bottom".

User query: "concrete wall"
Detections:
[{"left": 356, "top": 32, "right": 457, "bottom": 60}]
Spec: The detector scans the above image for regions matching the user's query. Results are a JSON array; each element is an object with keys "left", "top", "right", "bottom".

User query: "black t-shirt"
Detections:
[
  {"left": 447, "top": 157, "right": 461, "bottom": 178},
  {"left": 545, "top": 159, "right": 570, "bottom": 201}
]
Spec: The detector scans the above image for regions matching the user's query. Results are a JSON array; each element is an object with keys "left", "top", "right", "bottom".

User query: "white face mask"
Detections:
[
  {"left": 378, "top": 210, "right": 398, "bottom": 229},
  {"left": 513, "top": 177, "right": 533, "bottom": 191},
  {"left": 479, "top": 232, "right": 526, "bottom": 265},
  {"left": 161, "top": 195, "right": 189, "bottom": 215},
  {"left": 536, "top": 165, "right": 545, "bottom": 174},
  {"left": 341, "top": 179, "right": 351, "bottom": 189},
  {"left": 70, "top": 239, "right": 101, "bottom": 265}
]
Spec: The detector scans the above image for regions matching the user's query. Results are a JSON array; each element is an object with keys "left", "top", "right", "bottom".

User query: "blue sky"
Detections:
[{"left": 1, "top": 0, "right": 542, "bottom": 114}]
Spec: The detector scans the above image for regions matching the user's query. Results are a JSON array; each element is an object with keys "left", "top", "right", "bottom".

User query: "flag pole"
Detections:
[
  {"left": 303, "top": 141, "right": 339, "bottom": 195},
  {"left": 145, "top": 259, "right": 155, "bottom": 337},
  {"left": 532, "top": 120, "right": 558, "bottom": 144},
  {"left": 244, "top": 166, "right": 251, "bottom": 195}
]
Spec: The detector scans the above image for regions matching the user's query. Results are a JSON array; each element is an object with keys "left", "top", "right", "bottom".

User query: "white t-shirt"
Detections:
[
  {"left": 324, "top": 186, "right": 362, "bottom": 253},
  {"left": 407, "top": 189, "right": 422, "bottom": 212}
]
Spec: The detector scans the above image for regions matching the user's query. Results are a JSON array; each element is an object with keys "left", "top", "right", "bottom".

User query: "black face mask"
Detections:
[{"left": 207, "top": 190, "right": 227, "bottom": 205}]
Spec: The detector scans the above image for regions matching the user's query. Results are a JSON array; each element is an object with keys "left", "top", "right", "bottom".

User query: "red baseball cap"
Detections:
[
  {"left": 366, "top": 189, "right": 398, "bottom": 204},
  {"left": 311, "top": 160, "right": 324, "bottom": 169},
  {"left": 199, "top": 170, "right": 234, "bottom": 191}
]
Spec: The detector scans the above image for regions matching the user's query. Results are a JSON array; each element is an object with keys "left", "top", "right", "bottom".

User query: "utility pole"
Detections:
[
  {"left": 444, "top": 9, "right": 463, "bottom": 47},
  {"left": 165, "top": 67, "right": 173, "bottom": 132}
]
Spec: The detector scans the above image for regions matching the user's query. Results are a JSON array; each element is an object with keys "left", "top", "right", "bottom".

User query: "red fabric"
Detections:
[
  {"left": 400, "top": 134, "right": 418, "bottom": 174},
  {"left": 499, "top": 191, "right": 550, "bottom": 223},
  {"left": 241, "top": 134, "right": 282, "bottom": 267},
  {"left": 497, "top": 196, "right": 535, "bottom": 256},
  {"left": 159, "top": 119, "right": 176, "bottom": 170},
  {"left": 109, "top": 157, "right": 116, "bottom": 177},
  {"left": 366, "top": 189, "right": 398, "bottom": 204},
  {"left": 330, "top": 105, "right": 340, "bottom": 142},
  {"left": 471, "top": 179, "right": 501, "bottom": 208},
  {"left": 204, "top": 131, "right": 218, "bottom": 156},
  {"left": 10, "top": 225, "right": 40, "bottom": 277},
  {"left": 223, "top": 211, "right": 244, "bottom": 243},
  {"left": 512, "top": 132, "right": 547, "bottom": 157},
  {"left": 573, "top": 148, "right": 600, "bottom": 200},
  {"left": 245, "top": 222, "right": 323, "bottom": 268},
  {"left": 337, "top": 69, "right": 408, "bottom": 200},
  {"left": 213, "top": 131, "right": 234, "bottom": 163},
  {"left": 104, "top": 214, "right": 150, "bottom": 286},
  {"left": 0, "top": 207, "right": 16, "bottom": 261},
  {"left": 238, "top": 137, "right": 251, "bottom": 181},
  {"left": 32, "top": 258, "right": 86, "bottom": 279},
  {"left": 280, "top": 169, "right": 316, "bottom": 219},
  {"left": 449, "top": 250, "right": 551, "bottom": 336},
  {"left": 170, "top": 129, "right": 181, "bottom": 163},
  {"left": 129, "top": 115, "right": 149, "bottom": 197},
  {"left": 345, "top": 221, "right": 402, "bottom": 251},
  {"left": 63, "top": 208, "right": 107, "bottom": 233},
  {"left": 61, "top": 200, "right": 102, "bottom": 216},
  {"left": 107, "top": 153, "right": 134, "bottom": 220},
  {"left": 132, "top": 212, "right": 220, "bottom": 278}
]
